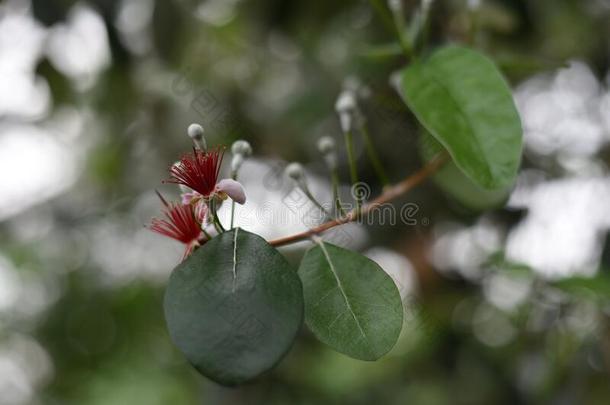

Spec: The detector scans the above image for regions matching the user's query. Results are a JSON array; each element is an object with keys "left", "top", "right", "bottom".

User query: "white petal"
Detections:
[{"left": 215, "top": 179, "right": 246, "bottom": 204}]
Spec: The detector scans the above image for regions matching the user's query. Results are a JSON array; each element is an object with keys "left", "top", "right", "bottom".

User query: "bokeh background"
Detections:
[{"left": 2, "top": 0, "right": 610, "bottom": 403}]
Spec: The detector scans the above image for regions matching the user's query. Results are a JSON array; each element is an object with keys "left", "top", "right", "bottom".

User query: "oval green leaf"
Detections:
[
  {"left": 298, "top": 240, "right": 403, "bottom": 361},
  {"left": 397, "top": 45, "right": 523, "bottom": 189},
  {"left": 419, "top": 130, "right": 510, "bottom": 210},
  {"left": 164, "top": 228, "right": 303, "bottom": 386}
]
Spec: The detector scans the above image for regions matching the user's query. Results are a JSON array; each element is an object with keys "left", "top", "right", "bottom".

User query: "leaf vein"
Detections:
[
  {"left": 316, "top": 241, "right": 368, "bottom": 342},
  {"left": 232, "top": 228, "right": 239, "bottom": 293}
]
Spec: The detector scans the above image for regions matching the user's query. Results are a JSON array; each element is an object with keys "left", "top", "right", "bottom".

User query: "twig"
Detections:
[{"left": 269, "top": 153, "right": 448, "bottom": 247}]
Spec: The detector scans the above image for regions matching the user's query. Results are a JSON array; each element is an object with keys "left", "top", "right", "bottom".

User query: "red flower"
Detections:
[
  {"left": 169, "top": 147, "right": 247, "bottom": 205},
  {"left": 167, "top": 148, "right": 224, "bottom": 198},
  {"left": 148, "top": 191, "right": 204, "bottom": 258}
]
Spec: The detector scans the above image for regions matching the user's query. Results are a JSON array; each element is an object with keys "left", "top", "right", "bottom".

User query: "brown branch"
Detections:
[{"left": 269, "top": 153, "right": 449, "bottom": 247}]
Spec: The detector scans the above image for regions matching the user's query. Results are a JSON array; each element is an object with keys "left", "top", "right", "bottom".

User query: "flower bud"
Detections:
[
  {"left": 187, "top": 123, "right": 204, "bottom": 140},
  {"left": 335, "top": 90, "right": 356, "bottom": 132},
  {"left": 423, "top": 0, "right": 435, "bottom": 13},
  {"left": 335, "top": 90, "right": 361, "bottom": 132},
  {"left": 231, "top": 140, "right": 252, "bottom": 157},
  {"left": 231, "top": 154, "right": 245, "bottom": 173},
  {"left": 285, "top": 162, "right": 305, "bottom": 181},
  {"left": 317, "top": 136, "right": 336, "bottom": 155},
  {"left": 334, "top": 90, "right": 357, "bottom": 115},
  {"left": 318, "top": 136, "right": 338, "bottom": 170},
  {"left": 388, "top": 0, "right": 403, "bottom": 13},
  {"left": 187, "top": 123, "right": 207, "bottom": 150}
]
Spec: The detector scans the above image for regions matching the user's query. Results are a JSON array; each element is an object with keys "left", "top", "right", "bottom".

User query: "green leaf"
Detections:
[
  {"left": 419, "top": 131, "right": 510, "bottom": 210},
  {"left": 164, "top": 228, "right": 303, "bottom": 385},
  {"left": 397, "top": 45, "right": 523, "bottom": 189},
  {"left": 298, "top": 241, "right": 403, "bottom": 361},
  {"left": 552, "top": 275, "right": 610, "bottom": 301}
]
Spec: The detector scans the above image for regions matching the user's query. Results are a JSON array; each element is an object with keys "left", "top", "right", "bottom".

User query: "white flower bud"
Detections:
[
  {"left": 335, "top": 90, "right": 360, "bottom": 132},
  {"left": 231, "top": 154, "right": 245, "bottom": 173},
  {"left": 334, "top": 90, "right": 357, "bottom": 115},
  {"left": 422, "top": 0, "right": 435, "bottom": 13},
  {"left": 317, "top": 136, "right": 336, "bottom": 154},
  {"left": 467, "top": 0, "right": 480, "bottom": 10},
  {"left": 187, "top": 123, "right": 207, "bottom": 150},
  {"left": 285, "top": 162, "right": 305, "bottom": 180},
  {"left": 187, "top": 123, "right": 204, "bottom": 140},
  {"left": 388, "top": 0, "right": 403, "bottom": 13},
  {"left": 231, "top": 140, "right": 252, "bottom": 157}
]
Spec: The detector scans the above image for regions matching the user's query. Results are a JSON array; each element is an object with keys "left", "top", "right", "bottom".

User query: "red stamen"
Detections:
[
  {"left": 166, "top": 148, "right": 224, "bottom": 197},
  {"left": 148, "top": 193, "right": 203, "bottom": 249}
]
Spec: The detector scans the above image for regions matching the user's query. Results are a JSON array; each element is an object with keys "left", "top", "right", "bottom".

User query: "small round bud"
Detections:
[
  {"left": 285, "top": 162, "right": 305, "bottom": 180},
  {"left": 423, "top": 0, "right": 435, "bottom": 13},
  {"left": 231, "top": 140, "right": 252, "bottom": 156},
  {"left": 388, "top": 0, "right": 403, "bottom": 13},
  {"left": 317, "top": 136, "right": 336, "bottom": 154},
  {"left": 187, "top": 123, "right": 207, "bottom": 150},
  {"left": 334, "top": 90, "right": 357, "bottom": 115},
  {"left": 335, "top": 90, "right": 359, "bottom": 132},
  {"left": 187, "top": 123, "right": 204, "bottom": 140},
  {"left": 231, "top": 154, "right": 245, "bottom": 173}
]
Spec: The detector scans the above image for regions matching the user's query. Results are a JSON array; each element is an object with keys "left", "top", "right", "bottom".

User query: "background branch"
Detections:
[{"left": 269, "top": 153, "right": 448, "bottom": 247}]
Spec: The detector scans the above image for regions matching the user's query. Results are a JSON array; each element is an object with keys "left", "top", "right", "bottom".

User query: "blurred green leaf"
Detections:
[
  {"left": 552, "top": 274, "right": 610, "bottom": 300},
  {"left": 164, "top": 228, "right": 304, "bottom": 385},
  {"left": 298, "top": 241, "right": 403, "bottom": 361},
  {"left": 485, "top": 253, "right": 535, "bottom": 278},
  {"left": 397, "top": 46, "right": 523, "bottom": 189}
]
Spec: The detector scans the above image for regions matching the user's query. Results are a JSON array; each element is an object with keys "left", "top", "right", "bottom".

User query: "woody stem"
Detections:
[{"left": 268, "top": 153, "right": 448, "bottom": 247}]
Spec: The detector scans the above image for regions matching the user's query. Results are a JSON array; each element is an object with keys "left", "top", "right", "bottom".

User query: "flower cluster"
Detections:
[{"left": 148, "top": 124, "right": 249, "bottom": 259}]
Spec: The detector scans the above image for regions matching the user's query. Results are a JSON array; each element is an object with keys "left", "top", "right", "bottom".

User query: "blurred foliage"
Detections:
[{"left": 2, "top": 0, "right": 610, "bottom": 404}]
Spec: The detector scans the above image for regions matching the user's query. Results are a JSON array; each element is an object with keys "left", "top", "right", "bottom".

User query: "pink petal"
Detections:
[
  {"left": 194, "top": 201, "right": 208, "bottom": 224},
  {"left": 215, "top": 179, "right": 246, "bottom": 204},
  {"left": 181, "top": 191, "right": 201, "bottom": 205}
]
